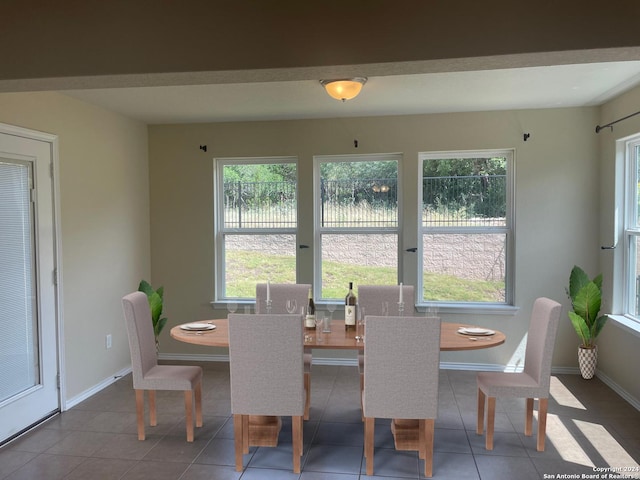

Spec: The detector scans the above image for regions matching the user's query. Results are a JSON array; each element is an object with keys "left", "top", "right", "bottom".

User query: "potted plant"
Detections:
[
  {"left": 566, "top": 266, "right": 608, "bottom": 379},
  {"left": 138, "top": 280, "right": 168, "bottom": 352}
]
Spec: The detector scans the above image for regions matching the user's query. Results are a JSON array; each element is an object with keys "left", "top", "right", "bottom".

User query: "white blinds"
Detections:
[{"left": 0, "top": 159, "right": 39, "bottom": 403}]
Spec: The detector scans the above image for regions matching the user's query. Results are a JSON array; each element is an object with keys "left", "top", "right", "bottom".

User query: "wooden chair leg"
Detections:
[
  {"left": 148, "top": 390, "right": 157, "bottom": 426},
  {"left": 292, "top": 415, "right": 303, "bottom": 473},
  {"left": 242, "top": 415, "right": 249, "bottom": 454},
  {"left": 486, "top": 396, "right": 496, "bottom": 450},
  {"left": 423, "top": 419, "right": 435, "bottom": 478},
  {"left": 537, "top": 398, "right": 548, "bottom": 452},
  {"left": 195, "top": 382, "right": 203, "bottom": 428},
  {"left": 135, "top": 389, "right": 145, "bottom": 440},
  {"left": 233, "top": 414, "right": 244, "bottom": 471},
  {"left": 476, "top": 388, "right": 485, "bottom": 435},
  {"left": 525, "top": 397, "right": 534, "bottom": 436},
  {"left": 304, "top": 372, "right": 310, "bottom": 420},
  {"left": 364, "top": 417, "right": 375, "bottom": 475},
  {"left": 184, "top": 390, "right": 194, "bottom": 442}
]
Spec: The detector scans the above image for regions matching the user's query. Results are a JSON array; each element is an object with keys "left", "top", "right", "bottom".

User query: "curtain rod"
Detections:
[{"left": 595, "top": 109, "right": 640, "bottom": 133}]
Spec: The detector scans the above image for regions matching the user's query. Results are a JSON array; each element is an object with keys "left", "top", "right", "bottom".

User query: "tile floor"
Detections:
[{"left": 1, "top": 363, "right": 639, "bottom": 479}]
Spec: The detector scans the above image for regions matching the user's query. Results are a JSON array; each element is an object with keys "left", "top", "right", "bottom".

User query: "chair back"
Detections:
[
  {"left": 255, "top": 283, "right": 311, "bottom": 314},
  {"left": 358, "top": 285, "right": 415, "bottom": 316},
  {"left": 523, "top": 297, "right": 562, "bottom": 390},
  {"left": 122, "top": 291, "right": 158, "bottom": 388},
  {"left": 228, "top": 313, "right": 305, "bottom": 416},
  {"left": 363, "top": 315, "right": 440, "bottom": 419}
]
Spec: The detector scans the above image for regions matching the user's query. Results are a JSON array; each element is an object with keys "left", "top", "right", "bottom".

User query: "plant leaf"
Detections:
[
  {"left": 568, "top": 266, "right": 590, "bottom": 301},
  {"left": 572, "top": 282, "right": 601, "bottom": 327},
  {"left": 568, "top": 311, "right": 590, "bottom": 345},
  {"left": 148, "top": 291, "right": 163, "bottom": 324},
  {"left": 138, "top": 279, "right": 154, "bottom": 297},
  {"left": 155, "top": 317, "right": 168, "bottom": 337},
  {"left": 591, "top": 314, "right": 608, "bottom": 340}
]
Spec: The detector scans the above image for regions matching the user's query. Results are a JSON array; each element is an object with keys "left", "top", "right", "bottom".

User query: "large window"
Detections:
[
  {"left": 419, "top": 150, "right": 514, "bottom": 306},
  {"left": 622, "top": 136, "right": 640, "bottom": 319},
  {"left": 315, "top": 154, "right": 400, "bottom": 300},
  {"left": 214, "top": 157, "right": 297, "bottom": 300}
]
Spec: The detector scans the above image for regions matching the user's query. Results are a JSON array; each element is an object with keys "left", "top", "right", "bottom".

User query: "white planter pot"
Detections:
[{"left": 578, "top": 345, "right": 597, "bottom": 379}]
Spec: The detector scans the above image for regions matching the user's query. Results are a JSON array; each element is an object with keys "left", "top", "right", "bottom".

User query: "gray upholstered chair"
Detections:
[
  {"left": 228, "top": 313, "right": 306, "bottom": 473},
  {"left": 357, "top": 284, "right": 415, "bottom": 407},
  {"left": 122, "top": 292, "right": 203, "bottom": 442},
  {"left": 476, "top": 297, "right": 562, "bottom": 451},
  {"left": 256, "top": 282, "right": 312, "bottom": 420},
  {"left": 362, "top": 315, "right": 440, "bottom": 477}
]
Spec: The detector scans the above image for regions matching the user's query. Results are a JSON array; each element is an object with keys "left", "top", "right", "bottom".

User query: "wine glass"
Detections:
[
  {"left": 327, "top": 302, "right": 337, "bottom": 320},
  {"left": 286, "top": 299, "right": 298, "bottom": 314},
  {"left": 227, "top": 301, "right": 238, "bottom": 314}
]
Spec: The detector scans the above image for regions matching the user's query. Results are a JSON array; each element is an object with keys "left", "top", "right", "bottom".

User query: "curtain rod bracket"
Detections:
[{"left": 523, "top": 133, "right": 530, "bottom": 141}]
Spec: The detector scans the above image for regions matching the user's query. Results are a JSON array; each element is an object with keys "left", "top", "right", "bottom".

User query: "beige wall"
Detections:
[
  {"left": 598, "top": 85, "right": 640, "bottom": 403},
  {"left": 0, "top": 92, "right": 150, "bottom": 401},
  {"left": 148, "top": 107, "right": 601, "bottom": 373}
]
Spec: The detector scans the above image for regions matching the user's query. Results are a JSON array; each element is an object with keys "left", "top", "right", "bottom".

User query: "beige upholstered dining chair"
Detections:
[
  {"left": 256, "top": 282, "right": 311, "bottom": 420},
  {"left": 362, "top": 315, "right": 441, "bottom": 477},
  {"left": 122, "top": 292, "right": 203, "bottom": 442},
  {"left": 476, "top": 297, "right": 562, "bottom": 451},
  {"left": 228, "top": 313, "right": 306, "bottom": 473},
  {"left": 357, "top": 284, "right": 415, "bottom": 408}
]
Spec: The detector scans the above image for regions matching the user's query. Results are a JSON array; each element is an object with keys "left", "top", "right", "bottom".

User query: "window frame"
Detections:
[
  {"left": 313, "top": 153, "right": 403, "bottom": 302},
  {"left": 622, "top": 136, "right": 640, "bottom": 322},
  {"left": 213, "top": 156, "right": 298, "bottom": 302},
  {"left": 417, "top": 149, "right": 515, "bottom": 310}
]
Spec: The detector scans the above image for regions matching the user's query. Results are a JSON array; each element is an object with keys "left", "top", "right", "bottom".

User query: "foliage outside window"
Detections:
[
  {"left": 315, "top": 154, "right": 400, "bottom": 300},
  {"left": 419, "top": 150, "right": 514, "bottom": 305},
  {"left": 214, "top": 157, "right": 297, "bottom": 300}
]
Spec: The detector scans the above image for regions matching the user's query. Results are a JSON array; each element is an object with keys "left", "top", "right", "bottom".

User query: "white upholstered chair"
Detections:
[
  {"left": 256, "top": 282, "right": 312, "bottom": 420},
  {"left": 228, "top": 313, "right": 306, "bottom": 473},
  {"left": 362, "top": 315, "right": 440, "bottom": 477},
  {"left": 122, "top": 291, "right": 203, "bottom": 442},
  {"left": 476, "top": 297, "right": 562, "bottom": 451},
  {"left": 357, "top": 285, "right": 415, "bottom": 407}
]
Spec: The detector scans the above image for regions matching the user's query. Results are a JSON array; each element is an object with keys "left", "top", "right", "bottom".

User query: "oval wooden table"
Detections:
[{"left": 171, "top": 318, "right": 505, "bottom": 451}]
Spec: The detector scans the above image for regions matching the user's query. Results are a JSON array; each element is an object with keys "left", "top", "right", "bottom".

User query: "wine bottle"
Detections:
[
  {"left": 345, "top": 282, "right": 357, "bottom": 331},
  {"left": 305, "top": 287, "right": 316, "bottom": 329}
]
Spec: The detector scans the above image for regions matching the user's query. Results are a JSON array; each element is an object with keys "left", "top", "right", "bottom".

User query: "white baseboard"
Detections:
[
  {"left": 594, "top": 369, "right": 640, "bottom": 411},
  {"left": 64, "top": 366, "right": 132, "bottom": 410}
]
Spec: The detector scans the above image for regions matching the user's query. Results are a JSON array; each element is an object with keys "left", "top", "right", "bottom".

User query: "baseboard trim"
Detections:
[
  {"left": 595, "top": 368, "right": 640, "bottom": 411},
  {"left": 64, "top": 366, "right": 132, "bottom": 410}
]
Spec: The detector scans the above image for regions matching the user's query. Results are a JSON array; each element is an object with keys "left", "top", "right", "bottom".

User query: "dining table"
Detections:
[{"left": 170, "top": 317, "right": 506, "bottom": 452}]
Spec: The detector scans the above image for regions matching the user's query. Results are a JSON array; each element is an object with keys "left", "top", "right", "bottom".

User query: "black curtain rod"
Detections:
[{"left": 595, "top": 109, "right": 640, "bottom": 133}]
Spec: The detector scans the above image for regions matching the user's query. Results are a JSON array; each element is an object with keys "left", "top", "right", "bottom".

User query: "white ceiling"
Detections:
[{"left": 60, "top": 61, "right": 640, "bottom": 125}]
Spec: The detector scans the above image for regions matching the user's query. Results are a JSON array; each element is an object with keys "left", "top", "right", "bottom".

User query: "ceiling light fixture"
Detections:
[{"left": 320, "top": 77, "right": 367, "bottom": 102}]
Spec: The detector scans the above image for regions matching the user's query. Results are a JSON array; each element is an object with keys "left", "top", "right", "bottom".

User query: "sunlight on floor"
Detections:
[
  {"left": 550, "top": 376, "right": 587, "bottom": 410},
  {"left": 545, "top": 413, "right": 595, "bottom": 467},
  {"left": 573, "top": 419, "right": 640, "bottom": 477}
]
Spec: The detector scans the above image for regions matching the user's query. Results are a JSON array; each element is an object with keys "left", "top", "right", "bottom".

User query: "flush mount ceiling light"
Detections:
[{"left": 320, "top": 77, "right": 367, "bottom": 102}]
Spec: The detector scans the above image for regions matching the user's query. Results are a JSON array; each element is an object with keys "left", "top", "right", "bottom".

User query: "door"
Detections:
[{"left": 0, "top": 125, "right": 59, "bottom": 444}]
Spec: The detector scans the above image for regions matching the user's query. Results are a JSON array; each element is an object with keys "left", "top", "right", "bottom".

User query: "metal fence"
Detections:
[{"left": 223, "top": 180, "right": 297, "bottom": 228}]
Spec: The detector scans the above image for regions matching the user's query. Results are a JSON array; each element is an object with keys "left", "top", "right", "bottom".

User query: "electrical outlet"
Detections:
[{"left": 106, "top": 334, "right": 112, "bottom": 349}]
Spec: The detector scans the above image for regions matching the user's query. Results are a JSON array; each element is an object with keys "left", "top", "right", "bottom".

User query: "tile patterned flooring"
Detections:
[{"left": 1, "top": 363, "right": 639, "bottom": 479}]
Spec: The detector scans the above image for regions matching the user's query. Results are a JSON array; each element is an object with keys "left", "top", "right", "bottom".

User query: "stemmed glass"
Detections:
[
  {"left": 355, "top": 306, "right": 365, "bottom": 342},
  {"left": 227, "top": 301, "right": 238, "bottom": 314},
  {"left": 285, "top": 299, "right": 298, "bottom": 314}
]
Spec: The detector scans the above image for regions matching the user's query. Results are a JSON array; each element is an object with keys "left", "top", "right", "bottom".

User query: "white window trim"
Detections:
[
  {"left": 417, "top": 149, "right": 515, "bottom": 309},
  {"left": 213, "top": 156, "right": 298, "bottom": 303},
  {"left": 313, "top": 153, "right": 403, "bottom": 301}
]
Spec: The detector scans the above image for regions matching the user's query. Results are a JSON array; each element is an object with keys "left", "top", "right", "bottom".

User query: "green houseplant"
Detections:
[
  {"left": 138, "top": 280, "right": 168, "bottom": 351},
  {"left": 566, "top": 266, "right": 608, "bottom": 378}
]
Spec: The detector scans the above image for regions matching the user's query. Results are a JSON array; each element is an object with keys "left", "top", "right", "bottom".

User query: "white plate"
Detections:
[
  {"left": 180, "top": 323, "right": 216, "bottom": 331},
  {"left": 457, "top": 327, "right": 495, "bottom": 336}
]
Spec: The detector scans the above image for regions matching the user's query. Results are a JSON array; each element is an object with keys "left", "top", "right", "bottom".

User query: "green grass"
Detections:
[{"left": 225, "top": 250, "right": 504, "bottom": 302}]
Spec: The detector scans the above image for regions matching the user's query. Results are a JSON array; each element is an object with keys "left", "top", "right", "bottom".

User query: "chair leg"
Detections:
[
  {"left": 135, "top": 389, "right": 145, "bottom": 440},
  {"left": 292, "top": 415, "right": 303, "bottom": 473},
  {"left": 537, "top": 398, "right": 548, "bottom": 452},
  {"left": 476, "top": 388, "right": 485, "bottom": 435},
  {"left": 304, "top": 372, "right": 310, "bottom": 420},
  {"left": 242, "top": 415, "right": 249, "bottom": 454},
  {"left": 525, "top": 397, "right": 534, "bottom": 436},
  {"left": 184, "top": 390, "right": 194, "bottom": 442},
  {"left": 233, "top": 414, "right": 244, "bottom": 471},
  {"left": 195, "top": 382, "right": 203, "bottom": 428},
  {"left": 422, "top": 419, "right": 435, "bottom": 478},
  {"left": 148, "top": 390, "right": 157, "bottom": 426},
  {"left": 364, "top": 417, "right": 375, "bottom": 475},
  {"left": 486, "top": 396, "right": 496, "bottom": 450}
]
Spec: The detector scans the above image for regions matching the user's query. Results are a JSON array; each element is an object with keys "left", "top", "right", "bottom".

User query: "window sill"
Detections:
[
  {"left": 416, "top": 303, "right": 519, "bottom": 316},
  {"left": 607, "top": 314, "right": 640, "bottom": 337}
]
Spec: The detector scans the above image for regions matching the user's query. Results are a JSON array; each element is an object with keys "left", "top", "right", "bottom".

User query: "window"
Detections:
[
  {"left": 314, "top": 154, "right": 400, "bottom": 300},
  {"left": 214, "top": 157, "right": 297, "bottom": 300},
  {"left": 622, "top": 136, "right": 640, "bottom": 319},
  {"left": 419, "top": 150, "right": 514, "bottom": 306}
]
